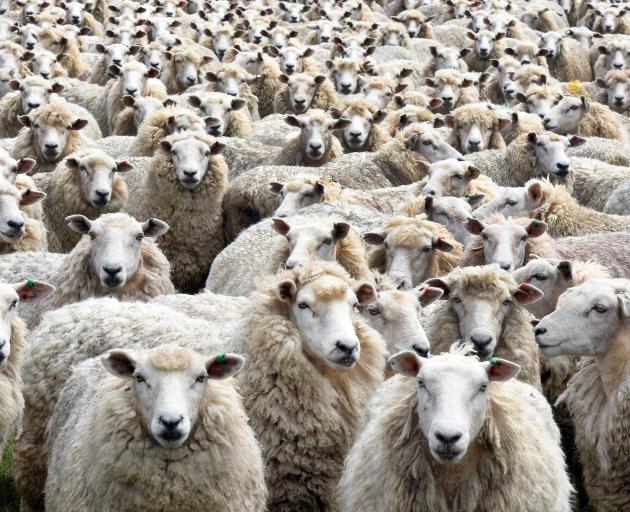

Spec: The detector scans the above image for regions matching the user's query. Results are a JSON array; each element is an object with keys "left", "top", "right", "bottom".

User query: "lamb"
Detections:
[
  {"left": 425, "top": 265, "right": 544, "bottom": 388},
  {"left": 604, "top": 179, "right": 630, "bottom": 215},
  {"left": 188, "top": 92, "right": 253, "bottom": 138},
  {"left": 0, "top": 76, "right": 64, "bottom": 137},
  {"left": 128, "top": 105, "right": 205, "bottom": 157},
  {"left": 473, "top": 179, "right": 630, "bottom": 236},
  {"left": 41, "top": 150, "right": 131, "bottom": 252},
  {"left": 273, "top": 72, "right": 342, "bottom": 114},
  {"left": 160, "top": 46, "right": 211, "bottom": 93},
  {"left": 206, "top": 216, "right": 372, "bottom": 296},
  {"left": 236, "top": 262, "right": 386, "bottom": 510},
  {"left": 538, "top": 30, "right": 592, "bottom": 82},
  {"left": 445, "top": 103, "right": 512, "bottom": 154},
  {"left": 44, "top": 345, "right": 267, "bottom": 512},
  {"left": 0, "top": 212, "right": 173, "bottom": 328},
  {"left": 543, "top": 95, "right": 626, "bottom": 142},
  {"left": 126, "top": 132, "right": 227, "bottom": 293},
  {"left": 364, "top": 215, "right": 462, "bottom": 290},
  {"left": 535, "top": 278, "right": 630, "bottom": 512},
  {"left": 419, "top": 158, "right": 499, "bottom": 202},
  {"left": 330, "top": 100, "right": 390, "bottom": 152},
  {"left": 11, "top": 97, "right": 92, "bottom": 173},
  {"left": 337, "top": 346, "right": 572, "bottom": 511}
]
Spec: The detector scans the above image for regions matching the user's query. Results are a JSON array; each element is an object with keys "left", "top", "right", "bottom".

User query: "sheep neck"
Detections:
[{"left": 595, "top": 323, "right": 630, "bottom": 397}]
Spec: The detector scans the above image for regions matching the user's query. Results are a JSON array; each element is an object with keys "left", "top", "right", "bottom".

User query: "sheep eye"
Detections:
[
  {"left": 323, "top": 237, "right": 333, "bottom": 245},
  {"left": 453, "top": 175, "right": 462, "bottom": 180},
  {"left": 298, "top": 302, "right": 310, "bottom": 309},
  {"left": 304, "top": 192, "right": 314, "bottom": 198},
  {"left": 534, "top": 274, "right": 547, "bottom": 281},
  {"left": 506, "top": 200, "right": 518, "bottom": 206},
  {"left": 592, "top": 303, "right": 608, "bottom": 313},
  {"left": 521, "top": 235, "right": 528, "bottom": 241},
  {"left": 135, "top": 233, "right": 144, "bottom": 241},
  {"left": 367, "top": 304, "right": 379, "bottom": 316},
  {"left": 422, "top": 140, "right": 431, "bottom": 145},
  {"left": 204, "top": 151, "right": 210, "bottom": 157},
  {"left": 195, "top": 375, "right": 206, "bottom": 383},
  {"left": 481, "top": 233, "right": 488, "bottom": 240},
  {"left": 10, "top": 300, "right": 17, "bottom": 309},
  {"left": 478, "top": 383, "right": 487, "bottom": 392},
  {"left": 569, "top": 105, "right": 578, "bottom": 111},
  {"left": 88, "top": 231, "right": 96, "bottom": 240},
  {"left": 418, "top": 379, "right": 425, "bottom": 388},
  {"left": 452, "top": 296, "right": 461, "bottom": 304},
  {"left": 33, "top": 123, "right": 40, "bottom": 129},
  {"left": 503, "top": 298, "right": 512, "bottom": 305},
  {"left": 134, "top": 375, "right": 145, "bottom": 383},
  {"left": 422, "top": 246, "right": 431, "bottom": 253},
  {"left": 79, "top": 165, "right": 86, "bottom": 172}
]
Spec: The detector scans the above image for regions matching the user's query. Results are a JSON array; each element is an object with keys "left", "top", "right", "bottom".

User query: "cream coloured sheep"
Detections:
[
  {"left": 419, "top": 158, "right": 499, "bottom": 202},
  {"left": 37, "top": 25, "right": 87, "bottom": 78},
  {"left": 89, "top": 42, "right": 142, "bottom": 85},
  {"left": 331, "top": 100, "right": 391, "bottom": 152},
  {"left": 273, "top": 72, "right": 341, "bottom": 114},
  {"left": 536, "top": 279, "right": 630, "bottom": 512},
  {"left": 112, "top": 95, "right": 166, "bottom": 136},
  {"left": 425, "top": 68, "right": 479, "bottom": 112},
  {"left": 126, "top": 132, "right": 227, "bottom": 293},
  {"left": 188, "top": 91, "right": 252, "bottom": 138},
  {"left": 594, "top": 69, "right": 630, "bottom": 113},
  {"left": 45, "top": 345, "right": 267, "bottom": 511},
  {"left": 205, "top": 63, "right": 260, "bottom": 120},
  {"left": 538, "top": 31, "right": 592, "bottom": 82},
  {"left": 604, "top": 179, "right": 630, "bottom": 215},
  {"left": 0, "top": 180, "right": 46, "bottom": 254},
  {"left": 160, "top": 46, "right": 212, "bottom": 93},
  {"left": 446, "top": 103, "right": 512, "bottom": 153},
  {"left": 338, "top": 346, "right": 571, "bottom": 511},
  {"left": 23, "top": 49, "right": 67, "bottom": 80}
]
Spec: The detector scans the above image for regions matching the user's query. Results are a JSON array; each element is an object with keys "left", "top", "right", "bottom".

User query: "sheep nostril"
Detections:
[{"left": 534, "top": 327, "right": 547, "bottom": 337}]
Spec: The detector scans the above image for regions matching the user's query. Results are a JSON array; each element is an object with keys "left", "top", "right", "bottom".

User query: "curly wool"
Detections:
[
  {"left": 237, "top": 264, "right": 386, "bottom": 511},
  {"left": 337, "top": 368, "right": 571, "bottom": 511},
  {"left": 501, "top": 112, "right": 544, "bottom": 145},
  {"left": 250, "top": 58, "right": 283, "bottom": 118},
  {"left": 128, "top": 132, "right": 227, "bottom": 293},
  {"left": 0, "top": 315, "right": 26, "bottom": 451},
  {"left": 45, "top": 357, "right": 267, "bottom": 512},
  {"left": 43, "top": 154, "right": 129, "bottom": 252},
  {"left": 337, "top": 102, "right": 392, "bottom": 152},
  {"left": 571, "top": 100, "right": 626, "bottom": 141},
  {"left": 38, "top": 27, "right": 87, "bottom": 78},
  {"left": 448, "top": 104, "right": 506, "bottom": 152},
  {"left": 426, "top": 266, "right": 542, "bottom": 389},
  {"left": 549, "top": 38, "right": 592, "bottom": 82},
  {"left": 529, "top": 179, "right": 630, "bottom": 236},
  {"left": 160, "top": 48, "right": 203, "bottom": 94},
  {"left": 274, "top": 120, "right": 345, "bottom": 167},
  {"left": 368, "top": 215, "right": 462, "bottom": 278},
  {"left": 570, "top": 156, "right": 630, "bottom": 211},
  {"left": 384, "top": 105, "right": 435, "bottom": 136}
]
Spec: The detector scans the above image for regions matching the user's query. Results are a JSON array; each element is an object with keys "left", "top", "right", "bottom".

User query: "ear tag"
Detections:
[{"left": 215, "top": 353, "right": 225, "bottom": 363}]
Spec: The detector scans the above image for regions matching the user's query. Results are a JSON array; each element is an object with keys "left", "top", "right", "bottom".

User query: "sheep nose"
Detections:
[
  {"left": 442, "top": 96, "right": 453, "bottom": 102},
  {"left": 226, "top": 90, "right": 238, "bottom": 96},
  {"left": 335, "top": 340, "right": 357, "bottom": 356},
  {"left": 435, "top": 431, "right": 463, "bottom": 445},
  {"left": 125, "top": 88, "right": 137, "bottom": 95},
  {"left": 309, "top": 142, "right": 322, "bottom": 151},
  {"left": 44, "top": 143, "right": 58, "bottom": 150},
  {"left": 27, "top": 102, "right": 40, "bottom": 110},
  {"left": 349, "top": 131, "right": 361, "bottom": 138},
  {"left": 183, "top": 169, "right": 197, "bottom": 177},
  {"left": 159, "top": 414, "right": 183, "bottom": 431},
  {"left": 499, "top": 262, "right": 512, "bottom": 271},
  {"left": 534, "top": 327, "right": 547, "bottom": 337},
  {"left": 95, "top": 189, "right": 109, "bottom": 200},
  {"left": 614, "top": 63, "right": 624, "bottom": 69},
  {"left": 294, "top": 98, "right": 305, "bottom": 106},
  {"left": 150, "top": 62, "right": 160, "bottom": 68},
  {"left": 615, "top": 96, "right": 624, "bottom": 102},
  {"left": 284, "top": 260, "right": 298, "bottom": 270},
  {"left": 26, "top": 43, "right": 35, "bottom": 49},
  {"left": 396, "top": 279, "right": 408, "bottom": 290},
  {"left": 285, "top": 64, "right": 295, "bottom": 71},
  {"left": 320, "top": 36, "right": 330, "bottom": 42},
  {"left": 468, "top": 140, "right": 480, "bottom": 147},
  {"left": 423, "top": 188, "right": 436, "bottom": 196},
  {"left": 112, "top": 59, "right": 122, "bottom": 66},
  {"left": 253, "top": 36, "right": 262, "bottom": 43},
  {"left": 412, "top": 344, "right": 429, "bottom": 358},
  {"left": 72, "top": 16, "right": 79, "bottom": 22},
  {"left": 471, "top": 334, "right": 492, "bottom": 348},
  {"left": 40, "top": 72, "right": 49, "bottom": 78},
  {"left": 556, "top": 162, "right": 569, "bottom": 175},
  {"left": 186, "top": 76, "right": 196, "bottom": 84},
  {"left": 7, "top": 219, "right": 24, "bottom": 231}
]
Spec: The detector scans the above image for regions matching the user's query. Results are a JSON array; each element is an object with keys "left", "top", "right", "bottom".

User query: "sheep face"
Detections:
[
  {"left": 537, "top": 31, "right": 564, "bottom": 59},
  {"left": 143, "top": 44, "right": 165, "bottom": 72},
  {"left": 0, "top": 0, "right": 8, "bottom": 15},
  {"left": 470, "top": 30, "right": 498, "bottom": 59},
  {"left": 426, "top": 270, "right": 542, "bottom": 358},
  {"left": 63, "top": 1, "right": 85, "bottom": 26},
  {"left": 286, "top": 111, "right": 349, "bottom": 160},
  {"left": 526, "top": 132, "right": 585, "bottom": 181},
  {"left": 565, "top": 27, "right": 600, "bottom": 49},
  {"left": 405, "top": 126, "right": 465, "bottom": 162},
  {"left": 447, "top": 112, "right": 500, "bottom": 154},
  {"left": 211, "top": 26, "right": 235, "bottom": 60},
  {"left": 275, "top": 46, "right": 312, "bottom": 75},
  {"left": 11, "top": 77, "right": 62, "bottom": 114},
  {"left": 424, "top": 196, "right": 476, "bottom": 245},
  {"left": 597, "top": 72, "right": 630, "bottom": 112},
  {"left": 327, "top": 59, "right": 361, "bottom": 95},
  {"left": 66, "top": 213, "right": 169, "bottom": 289},
  {"left": 122, "top": 95, "right": 164, "bottom": 128},
  {"left": 110, "top": 61, "right": 159, "bottom": 98},
  {"left": 278, "top": 1, "right": 308, "bottom": 24},
  {"left": 96, "top": 43, "right": 139, "bottom": 70},
  {"left": 473, "top": 180, "right": 544, "bottom": 220},
  {"left": 513, "top": 257, "right": 573, "bottom": 318},
  {"left": 0, "top": 152, "right": 34, "bottom": 185},
  {"left": 360, "top": 286, "right": 440, "bottom": 357},
  {"left": 392, "top": 11, "right": 424, "bottom": 38},
  {"left": 422, "top": 159, "right": 480, "bottom": 198},
  {"left": 164, "top": 112, "right": 205, "bottom": 136},
  {"left": 271, "top": 218, "right": 349, "bottom": 269},
  {"left": 101, "top": 346, "right": 244, "bottom": 448},
  {"left": 535, "top": 280, "right": 630, "bottom": 357},
  {"left": 335, "top": 103, "right": 386, "bottom": 150},
  {"left": 360, "top": 77, "right": 399, "bottom": 109},
  {"left": 0, "top": 49, "right": 19, "bottom": 71},
  {"left": 0, "top": 188, "right": 29, "bottom": 243},
  {"left": 310, "top": 20, "right": 336, "bottom": 43},
  {"left": 599, "top": 44, "right": 629, "bottom": 72},
  {"left": 16, "top": 24, "right": 40, "bottom": 50},
  {"left": 20, "top": 111, "right": 87, "bottom": 162},
  {"left": 65, "top": 152, "right": 131, "bottom": 207},
  {"left": 275, "top": 271, "right": 372, "bottom": 369},
  {"left": 160, "top": 137, "right": 217, "bottom": 190},
  {"left": 280, "top": 73, "right": 324, "bottom": 114},
  {"left": 156, "top": 0, "right": 178, "bottom": 18},
  {"left": 247, "top": 17, "right": 270, "bottom": 45},
  {"left": 191, "top": 92, "right": 246, "bottom": 137},
  {"left": 490, "top": 56, "right": 519, "bottom": 99},
  {"left": 28, "top": 50, "right": 58, "bottom": 79},
  {"left": 464, "top": 217, "right": 547, "bottom": 272},
  {"left": 206, "top": 66, "right": 254, "bottom": 97},
  {"left": 543, "top": 95, "right": 590, "bottom": 134},
  {"left": 517, "top": 89, "right": 561, "bottom": 119},
  {"left": 264, "top": 27, "right": 296, "bottom": 49},
  {"left": 389, "top": 350, "right": 520, "bottom": 464},
  {"left": 381, "top": 25, "right": 406, "bottom": 46},
  {"left": 0, "top": 68, "right": 16, "bottom": 98},
  {"left": 599, "top": 6, "right": 622, "bottom": 33},
  {"left": 230, "top": 50, "right": 264, "bottom": 76},
  {"left": 430, "top": 46, "right": 463, "bottom": 71},
  {"left": 165, "top": 51, "right": 201, "bottom": 90},
  {"left": 270, "top": 179, "right": 324, "bottom": 218},
  {"left": 365, "top": 219, "right": 454, "bottom": 290}
]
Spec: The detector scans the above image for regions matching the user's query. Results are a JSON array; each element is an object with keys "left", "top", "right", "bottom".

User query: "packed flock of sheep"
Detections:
[{"left": 0, "top": 0, "right": 627, "bottom": 509}]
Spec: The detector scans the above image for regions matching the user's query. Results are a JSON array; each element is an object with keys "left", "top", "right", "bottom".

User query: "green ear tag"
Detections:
[
  {"left": 26, "top": 279, "right": 33, "bottom": 289},
  {"left": 489, "top": 356, "right": 498, "bottom": 365},
  {"left": 215, "top": 353, "right": 225, "bottom": 363},
  {"left": 531, "top": 220, "right": 539, "bottom": 227}
]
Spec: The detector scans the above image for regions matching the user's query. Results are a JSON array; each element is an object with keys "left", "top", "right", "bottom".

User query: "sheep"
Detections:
[
  {"left": 0, "top": 212, "right": 173, "bottom": 328},
  {"left": 425, "top": 69, "right": 479, "bottom": 113},
  {"left": 128, "top": 105, "right": 205, "bottom": 157},
  {"left": 570, "top": 156, "right": 630, "bottom": 211},
  {"left": 89, "top": 42, "right": 142, "bottom": 85},
  {"left": 536, "top": 278, "right": 630, "bottom": 512},
  {"left": 425, "top": 265, "right": 543, "bottom": 388},
  {"left": 0, "top": 150, "right": 35, "bottom": 185},
  {"left": 112, "top": 95, "right": 166, "bottom": 136},
  {"left": 604, "top": 179, "right": 630, "bottom": 215},
  {"left": 13, "top": 297, "right": 245, "bottom": 510},
  {"left": 446, "top": 103, "right": 511, "bottom": 154},
  {"left": 479, "top": 55, "right": 520, "bottom": 104},
  {"left": 236, "top": 261, "right": 386, "bottom": 510},
  {"left": 42, "top": 150, "right": 131, "bottom": 252},
  {"left": 337, "top": 346, "right": 572, "bottom": 512},
  {"left": 127, "top": 132, "right": 227, "bottom": 293},
  {"left": 426, "top": 45, "right": 470, "bottom": 75},
  {"left": 160, "top": 46, "right": 211, "bottom": 93},
  {"left": 364, "top": 215, "right": 462, "bottom": 290},
  {"left": 464, "top": 29, "right": 506, "bottom": 72},
  {"left": 0, "top": 280, "right": 53, "bottom": 454},
  {"left": 205, "top": 63, "right": 260, "bottom": 120},
  {"left": 24, "top": 48, "right": 68, "bottom": 80},
  {"left": 538, "top": 31, "right": 592, "bottom": 82},
  {"left": 36, "top": 26, "right": 87, "bottom": 78},
  {"left": 60, "top": 60, "right": 166, "bottom": 136},
  {"left": 594, "top": 69, "right": 630, "bottom": 113},
  {"left": 473, "top": 179, "right": 630, "bottom": 236},
  {"left": 333, "top": 101, "right": 392, "bottom": 152},
  {"left": 207, "top": 215, "right": 372, "bottom": 295},
  {"left": 384, "top": 103, "right": 437, "bottom": 135},
  {"left": 593, "top": 39, "right": 630, "bottom": 78},
  {"left": 188, "top": 91, "right": 252, "bottom": 138},
  {"left": 242, "top": 52, "right": 283, "bottom": 117},
  {"left": 326, "top": 57, "right": 366, "bottom": 95},
  {"left": 419, "top": 158, "right": 499, "bottom": 202},
  {"left": 543, "top": 95, "right": 626, "bottom": 142},
  {"left": 0, "top": 180, "right": 47, "bottom": 254},
  {"left": 44, "top": 345, "right": 267, "bottom": 511},
  {"left": 273, "top": 72, "right": 341, "bottom": 114},
  {"left": 0, "top": 76, "right": 64, "bottom": 138},
  {"left": 11, "top": 97, "right": 92, "bottom": 173}
]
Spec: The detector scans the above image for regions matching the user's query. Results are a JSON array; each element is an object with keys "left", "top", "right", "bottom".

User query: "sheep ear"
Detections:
[
  {"left": 18, "top": 115, "right": 31, "bottom": 128},
  {"left": 388, "top": 350, "right": 423, "bottom": 377},
  {"left": 444, "top": 114, "right": 455, "bottom": 128},
  {"left": 284, "top": 115, "right": 301, "bottom": 128},
  {"left": 314, "top": 75, "right": 326, "bottom": 86},
  {"left": 65, "top": 214, "right": 92, "bottom": 234},
  {"left": 432, "top": 235, "right": 454, "bottom": 252},
  {"left": 69, "top": 119, "right": 88, "bottom": 131},
  {"left": 122, "top": 95, "right": 135, "bottom": 107},
  {"left": 206, "top": 353, "right": 245, "bottom": 379},
  {"left": 275, "top": 279, "right": 297, "bottom": 303},
  {"left": 363, "top": 232, "right": 385, "bottom": 245},
  {"left": 433, "top": 116, "right": 445, "bottom": 128},
  {"left": 429, "top": 97, "right": 444, "bottom": 110},
  {"left": 595, "top": 78, "right": 606, "bottom": 89},
  {"left": 467, "top": 193, "right": 485, "bottom": 207},
  {"left": 373, "top": 109, "right": 388, "bottom": 124},
  {"left": 9, "top": 80, "right": 20, "bottom": 91},
  {"left": 515, "top": 92, "right": 527, "bottom": 103},
  {"left": 568, "top": 135, "right": 586, "bottom": 147},
  {"left": 230, "top": 98, "right": 247, "bottom": 110},
  {"left": 526, "top": 219, "right": 547, "bottom": 237},
  {"left": 556, "top": 260, "right": 573, "bottom": 281},
  {"left": 580, "top": 96, "right": 591, "bottom": 111},
  {"left": 278, "top": 73, "right": 289, "bottom": 84},
  {"left": 302, "top": 47, "right": 314, "bottom": 58},
  {"left": 146, "top": 67, "right": 160, "bottom": 78},
  {"left": 209, "top": 142, "right": 226, "bottom": 155},
  {"left": 332, "top": 118, "right": 351, "bottom": 131},
  {"left": 129, "top": 44, "right": 142, "bottom": 55},
  {"left": 617, "top": 292, "right": 630, "bottom": 318},
  {"left": 12, "top": 279, "right": 55, "bottom": 302},
  {"left": 16, "top": 158, "right": 36, "bottom": 174},
  {"left": 142, "top": 218, "right": 169, "bottom": 237},
  {"left": 268, "top": 182, "right": 284, "bottom": 194},
  {"left": 20, "top": 189, "right": 45, "bottom": 206},
  {"left": 467, "top": 30, "right": 476, "bottom": 40},
  {"left": 483, "top": 358, "right": 520, "bottom": 382},
  {"left": 464, "top": 217, "right": 485, "bottom": 235},
  {"left": 526, "top": 132, "right": 537, "bottom": 144},
  {"left": 205, "top": 71, "right": 218, "bottom": 82},
  {"left": 512, "top": 283, "right": 544, "bottom": 304},
  {"left": 526, "top": 180, "right": 544, "bottom": 205},
  {"left": 116, "top": 160, "right": 133, "bottom": 172},
  {"left": 466, "top": 165, "right": 480, "bottom": 180},
  {"left": 354, "top": 282, "right": 376, "bottom": 304},
  {"left": 424, "top": 277, "right": 450, "bottom": 298},
  {"left": 102, "top": 349, "right": 137, "bottom": 378},
  {"left": 417, "top": 160, "right": 431, "bottom": 175},
  {"left": 424, "top": 195, "right": 433, "bottom": 212},
  {"left": 66, "top": 158, "right": 79, "bottom": 169},
  {"left": 271, "top": 217, "right": 291, "bottom": 236},
  {"left": 332, "top": 222, "right": 350, "bottom": 240},
  {"left": 404, "top": 132, "right": 418, "bottom": 149},
  {"left": 415, "top": 285, "right": 444, "bottom": 307},
  {"left": 497, "top": 117, "right": 512, "bottom": 129},
  {"left": 160, "top": 140, "right": 172, "bottom": 153},
  {"left": 108, "top": 64, "right": 121, "bottom": 76},
  {"left": 51, "top": 82, "right": 64, "bottom": 94}
]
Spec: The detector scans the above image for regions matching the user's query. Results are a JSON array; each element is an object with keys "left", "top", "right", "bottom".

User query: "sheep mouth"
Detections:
[
  {"left": 42, "top": 149, "right": 61, "bottom": 161},
  {"left": 0, "top": 230, "right": 23, "bottom": 241},
  {"left": 179, "top": 178, "right": 200, "bottom": 189},
  {"left": 102, "top": 277, "right": 123, "bottom": 288},
  {"left": 307, "top": 149, "right": 324, "bottom": 159},
  {"left": 544, "top": 122, "right": 558, "bottom": 130},
  {"left": 207, "top": 126, "right": 223, "bottom": 136},
  {"left": 92, "top": 198, "right": 110, "bottom": 207},
  {"left": 434, "top": 446, "right": 464, "bottom": 463}
]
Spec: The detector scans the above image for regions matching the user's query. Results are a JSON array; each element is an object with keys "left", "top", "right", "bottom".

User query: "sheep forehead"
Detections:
[
  {"left": 76, "top": 151, "right": 115, "bottom": 170},
  {"left": 419, "top": 353, "right": 485, "bottom": 384},
  {"left": 30, "top": 100, "right": 75, "bottom": 127},
  {"left": 483, "top": 221, "right": 527, "bottom": 240},
  {"left": 290, "top": 73, "right": 316, "bottom": 87},
  {"left": 92, "top": 212, "right": 142, "bottom": 233},
  {"left": 171, "top": 137, "right": 209, "bottom": 155},
  {"left": 517, "top": 257, "right": 556, "bottom": 277},
  {"left": 430, "top": 158, "right": 466, "bottom": 175},
  {"left": 218, "top": 65, "right": 243, "bottom": 79},
  {"left": 289, "top": 222, "right": 332, "bottom": 242},
  {"left": 123, "top": 60, "right": 148, "bottom": 74},
  {"left": 385, "top": 223, "right": 432, "bottom": 248},
  {"left": 0, "top": 283, "right": 18, "bottom": 306},
  {"left": 0, "top": 182, "right": 21, "bottom": 201},
  {"left": 20, "top": 76, "right": 49, "bottom": 88},
  {"left": 299, "top": 274, "right": 352, "bottom": 303},
  {"left": 557, "top": 279, "right": 628, "bottom": 308},
  {"left": 434, "top": 69, "right": 463, "bottom": 86},
  {"left": 299, "top": 108, "right": 329, "bottom": 125},
  {"left": 203, "top": 92, "right": 232, "bottom": 107},
  {"left": 376, "top": 289, "right": 419, "bottom": 315},
  {"left": 174, "top": 50, "right": 202, "bottom": 65},
  {"left": 434, "top": 196, "right": 472, "bottom": 216},
  {"left": 335, "top": 59, "right": 361, "bottom": 71},
  {"left": 453, "top": 105, "right": 497, "bottom": 127},
  {"left": 145, "top": 345, "right": 197, "bottom": 372},
  {"left": 447, "top": 266, "right": 515, "bottom": 299}
]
